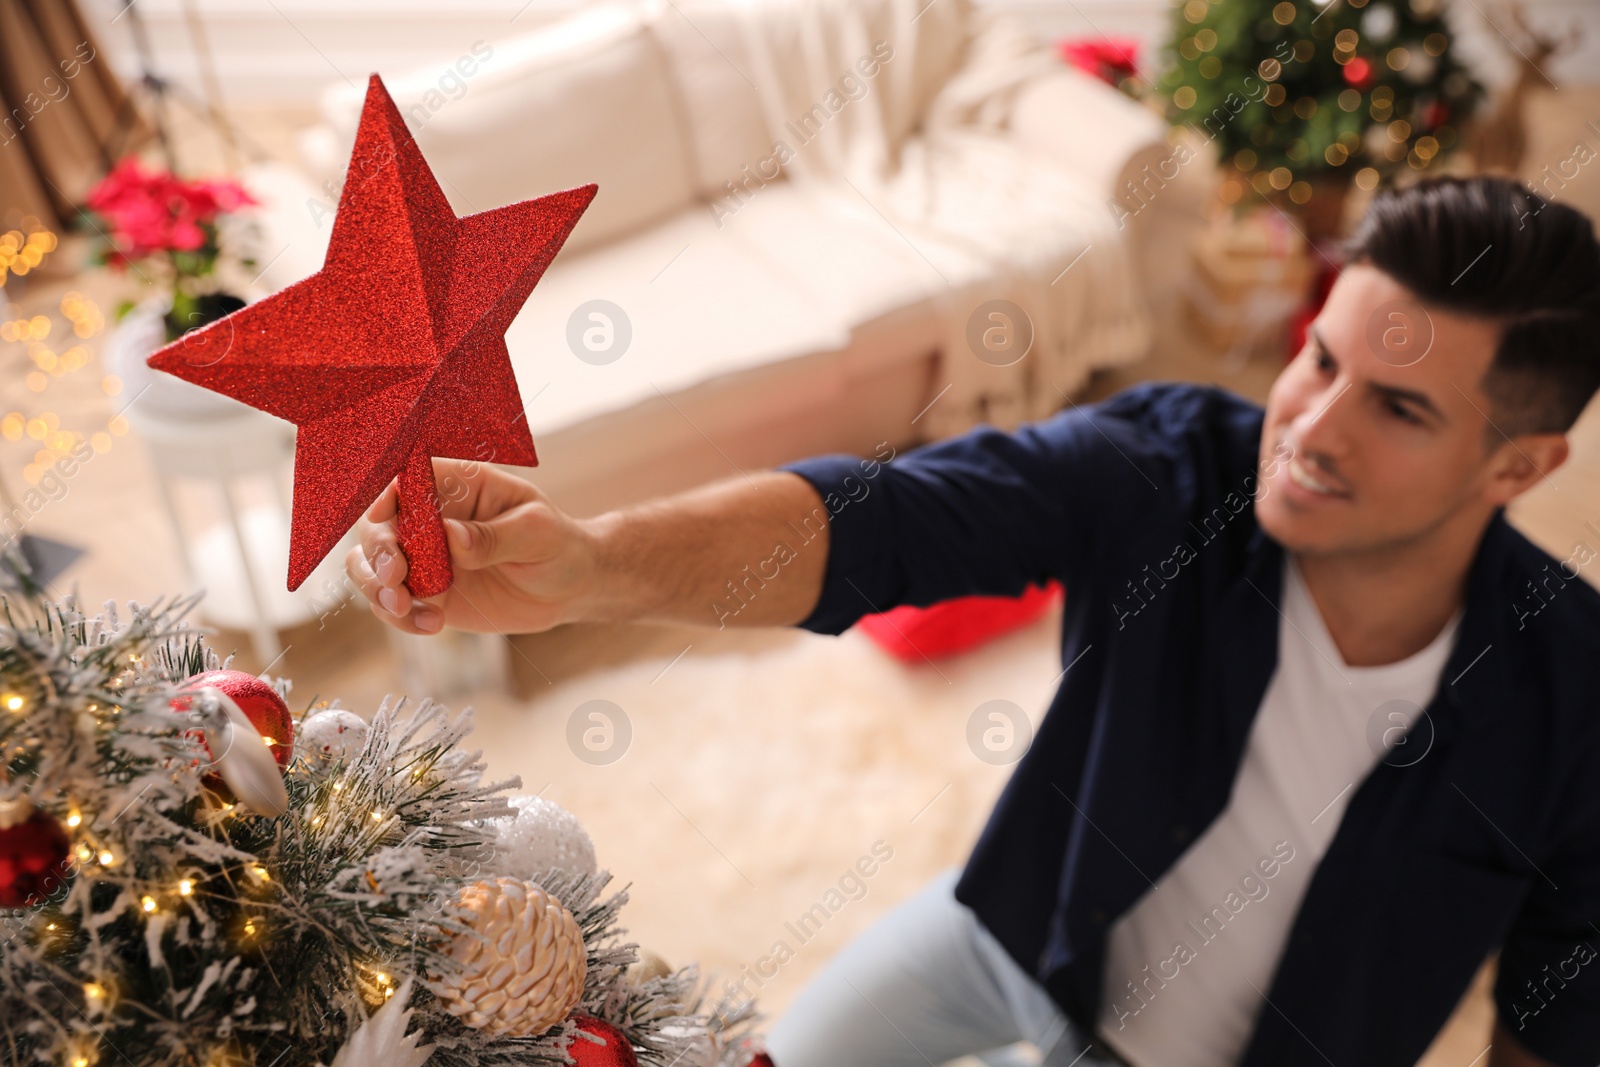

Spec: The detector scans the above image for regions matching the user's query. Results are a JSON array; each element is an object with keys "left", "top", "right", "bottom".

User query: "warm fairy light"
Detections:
[
  {"left": 243, "top": 920, "right": 258, "bottom": 937},
  {"left": 178, "top": 879, "right": 194, "bottom": 896},
  {"left": 77, "top": 845, "right": 93, "bottom": 862},
  {"left": 332, "top": 781, "right": 343, "bottom": 791},
  {"left": 311, "top": 815, "right": 324, "bottom": 826},
  {"left": 66, "top": 812, "right": 82, "bottom": 828},
  {"left": 4, "top": 694, "right": 24, "bottom": 712},
  {"left": 98, "top": 850, "right": 114, "bottom": 867},
  {"left": 370, "top": 809, "right": 383, "bottom": 821},
  {"left": 73, "top": 1057, "right": 89, "bottom": 1067},
  {"left": 261, "top": 736, "right": 276, "bottom": 747},
  {"left": 141, "top": 896, "right": 157, "bottom": 913},
  {"left": 83, "top": 983, "right": 105, "bottom": 1001}
]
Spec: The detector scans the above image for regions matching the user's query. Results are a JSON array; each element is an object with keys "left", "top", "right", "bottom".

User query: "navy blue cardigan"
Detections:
[{"left": 783, "top": 382, "right": 1600, "bottom": 1067}]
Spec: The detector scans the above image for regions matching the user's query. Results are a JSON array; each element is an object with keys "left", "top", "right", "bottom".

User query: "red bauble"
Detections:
[
  {"left": 146, "top": 75, "right": 595, "bottom": 597},
  {"left": 0, "top": 807, "right": 72, "bottom": 908},
  {"left": 743, "top": 1056, "right": 777, "bottom": 1067},
  {"left": 1342, "top": 56, "right": 1373, "bottom": 88},
  {"left": 565, "top": 1016, "right": 639, "bottom": 1067},
  {"left": 174, "top": 669, "right": 294, "bottom": 771}
]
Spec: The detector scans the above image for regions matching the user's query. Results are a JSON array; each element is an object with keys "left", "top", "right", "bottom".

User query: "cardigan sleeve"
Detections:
[{"left": 778, "top": 382, "right": 1211, "bottom": 636}]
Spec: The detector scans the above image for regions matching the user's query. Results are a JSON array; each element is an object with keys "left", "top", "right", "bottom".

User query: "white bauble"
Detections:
[
  {"left": 492, "top": 795, "right": 598, "bottom": 881},
  {"left": 297, "top": 709, "right": 369, "bottom": 763},
  {"left": 1362, "top": 3, "right": 1397, "bottom": 42},
  {"left": 1402, "top": 49, "right": 1437, "bottom": 84}
]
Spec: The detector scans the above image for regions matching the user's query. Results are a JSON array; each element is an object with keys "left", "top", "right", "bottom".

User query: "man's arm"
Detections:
[
  {"left": 583, "top": 470, "right": 831, "bottom": 629},
  {"left": 349, "top": 392, "right": 1165, "bottom": 636},
  {"left": 345, "top": 462, "right": 830, "bottom": 635}
]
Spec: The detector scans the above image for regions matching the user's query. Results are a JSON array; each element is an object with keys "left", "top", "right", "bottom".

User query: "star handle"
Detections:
[{"left": 397, "top": 447, "right": 453, "bottom": 599}]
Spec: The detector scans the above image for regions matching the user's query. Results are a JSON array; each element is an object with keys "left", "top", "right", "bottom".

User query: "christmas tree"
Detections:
[
  {"left": 1160, "top": 0, "right": 1483, "bottom": 207},
  {"left": 0, "top": 574, "right": 760, "bottom": 1067}
]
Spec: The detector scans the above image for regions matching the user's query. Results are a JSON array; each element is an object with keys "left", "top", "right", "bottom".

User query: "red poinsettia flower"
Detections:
[
  {"left": 85, "top": 157, "right": 256, "bottom": 265},
  {"left": 1059, "top": 36, "right": 1141, "bottom": 86}
]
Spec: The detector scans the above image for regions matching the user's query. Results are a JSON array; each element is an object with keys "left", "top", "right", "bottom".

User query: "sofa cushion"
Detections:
[
  {"left": 503, "top": 202, "right": 858, "bottom": 437},
  {"left": 648, "top": 0, "right": 775, "bottom": 201},
  {"left": 318, "top": 4, "right": 698, "bottom": 256},
  {"left": 503, "top": 173, "right": 1006, "bottom": 437}
]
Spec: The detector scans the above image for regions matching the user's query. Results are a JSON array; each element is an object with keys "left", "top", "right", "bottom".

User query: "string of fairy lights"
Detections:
[
  {"left": 1166, "top": 0, "right": 1475, "bottom": 210},
  {"left": 0, "top": 218, "right": 128, "bottom": 490},
  {"left": 5, "top": 670, "right": 417, "bottom": 1067}
]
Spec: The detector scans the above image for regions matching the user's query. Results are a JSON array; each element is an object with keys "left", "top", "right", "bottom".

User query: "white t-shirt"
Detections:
[{"left": 1096, "top": 558, "right": 1461, "bottom": 1067}]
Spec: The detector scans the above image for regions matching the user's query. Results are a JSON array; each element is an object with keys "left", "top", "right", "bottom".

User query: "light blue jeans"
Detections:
[{"left": 768, "top": 871, "right": 1130, "bottom": 1067}]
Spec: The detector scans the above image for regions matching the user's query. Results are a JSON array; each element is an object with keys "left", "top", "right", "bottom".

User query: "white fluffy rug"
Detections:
[{"left": 470, "top": 612, "right": 1063, "bottom": 1020}]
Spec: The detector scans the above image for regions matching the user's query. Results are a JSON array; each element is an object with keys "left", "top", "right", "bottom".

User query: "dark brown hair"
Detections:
[{"left": 1346, "top": 176, "right": 1600, "bottom": 436}]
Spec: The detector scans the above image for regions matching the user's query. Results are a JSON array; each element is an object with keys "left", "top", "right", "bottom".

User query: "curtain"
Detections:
[{"left": 0, "top": 0, "right": 148, "bottom": 232}]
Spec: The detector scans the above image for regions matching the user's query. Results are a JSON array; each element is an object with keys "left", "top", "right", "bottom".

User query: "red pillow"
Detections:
[{"left": 857, "top": 582, "right": 1063, "bottom": 662}]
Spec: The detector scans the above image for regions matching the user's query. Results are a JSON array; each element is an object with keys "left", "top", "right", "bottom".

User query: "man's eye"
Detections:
[{"left": 1387, "top": 399, "right": 1421, "bottom": 425}]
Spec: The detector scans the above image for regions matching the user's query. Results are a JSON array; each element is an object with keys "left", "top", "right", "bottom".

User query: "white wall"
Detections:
[{"left": 81, "top": 0, "right": 1600, "bottom": 110}]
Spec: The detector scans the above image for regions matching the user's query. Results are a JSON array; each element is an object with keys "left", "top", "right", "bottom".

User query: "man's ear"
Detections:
[{"left": 1485, "top": 433, "right": 1569, "bottom": 506}]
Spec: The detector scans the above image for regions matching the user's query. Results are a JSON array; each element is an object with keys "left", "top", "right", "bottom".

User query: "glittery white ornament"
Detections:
[
  {"left": 1361, "top": 3, "right": 1397, "bottom": 42},
  {"left": 297, "top": 709, "right": 369, "bottom": 763},
  {"left": 428, "top": 878, "right": 587, "bottom": 1037},
  {"left": 492, "top": 795, "right": 597, "bottom": 880}
]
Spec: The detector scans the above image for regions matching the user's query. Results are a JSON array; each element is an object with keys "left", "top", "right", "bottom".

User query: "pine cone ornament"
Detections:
[
  {"left": 492, "top": 795, "right": 597, "bottom": 880},
  {"left": 429, "top": 878, "right": 587, "bottom": 1037}
]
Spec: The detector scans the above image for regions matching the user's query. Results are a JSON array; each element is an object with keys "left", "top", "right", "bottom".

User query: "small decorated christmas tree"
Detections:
[
  {"left": 1160, "top": 0, "right": 1483, "bottom": 211},
  {"left": 0, "top": 574, "right": 761, "bottom": 1067}
]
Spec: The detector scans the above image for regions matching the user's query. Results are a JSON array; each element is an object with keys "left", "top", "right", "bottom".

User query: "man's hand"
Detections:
[
  {"left": 345, "top": 460, "right": 597, "bottom": 636},
  {"left": 344, "top": 458, "right": 831, "bottom": 636}
]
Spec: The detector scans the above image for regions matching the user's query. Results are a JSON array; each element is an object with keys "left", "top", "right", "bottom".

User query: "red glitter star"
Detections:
[{"left": 148, "top": 74, "right": 595, "bottom": 597}]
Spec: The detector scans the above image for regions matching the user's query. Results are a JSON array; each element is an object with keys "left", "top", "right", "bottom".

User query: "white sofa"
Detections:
[{"left": 243, "top": 0, "right": 1209, "bottom": 518}]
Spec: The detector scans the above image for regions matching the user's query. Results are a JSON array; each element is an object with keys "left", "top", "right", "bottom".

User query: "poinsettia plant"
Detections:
[
  {"left": 82, "top": 156, "right": 259, "bottom": 342},
  {"left": 1058, "top": 36, "right": 1142, "bottom": 97}
]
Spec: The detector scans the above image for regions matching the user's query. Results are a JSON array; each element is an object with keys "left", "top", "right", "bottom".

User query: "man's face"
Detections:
[{"left": 1256, "top": 264, "right": 1509, "bottom": 557}]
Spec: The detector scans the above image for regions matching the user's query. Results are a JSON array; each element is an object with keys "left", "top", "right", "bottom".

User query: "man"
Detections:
[{"left": 347, "top": 177, "right": 1600, "bottom": 1067}]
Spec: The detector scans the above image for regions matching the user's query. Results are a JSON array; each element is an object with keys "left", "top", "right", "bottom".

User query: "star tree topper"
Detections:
[{"left": 148, "top": 74, "right": 596, "bottom": 597}]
